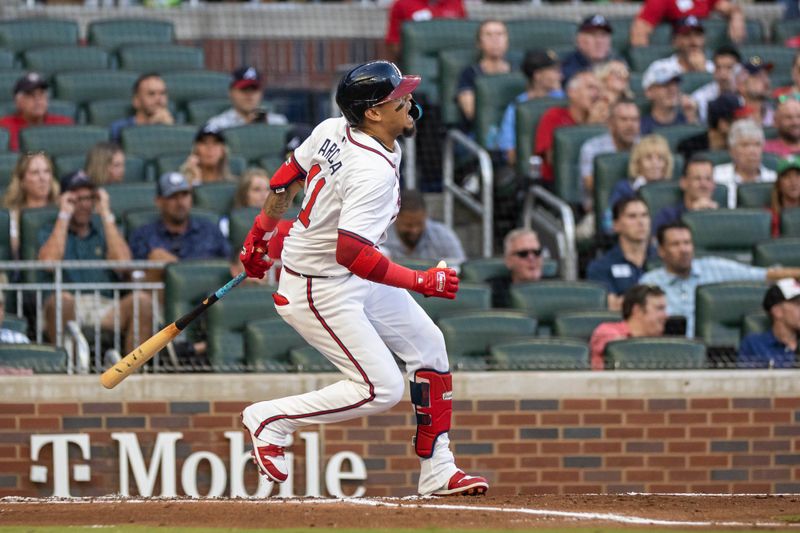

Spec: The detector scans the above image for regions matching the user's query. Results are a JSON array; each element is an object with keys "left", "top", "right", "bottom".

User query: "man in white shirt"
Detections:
[
  {"left": 691, "top": 45, "right": 741, "bottom": 124},
  {"left": 644, "top": 16, "right": 714, "bottom": 77},
  {"left": 713, "top": 118, "right": 776, "bottom": 207},
  {"left": 206, "top": 66, "right": 288, "bottom": 131}
]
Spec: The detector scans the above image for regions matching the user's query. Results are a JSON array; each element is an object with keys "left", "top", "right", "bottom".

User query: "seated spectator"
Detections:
[
  {"left": 455, "top": 20, "right": 511, "bottom": 133},
  {"left": 773, "top": 52, "right": 800, "bottom": 99},
  {"left": 109, "top": 73, "right": 174, "bottom": 144},
  {"left": 2, "top": 152, "right": 59, "bottom": 259},
  {"left": 0, "top": 72, "right": 73, "bottom": 152},
  {"left": 589, "top": 284, "right": 668, "bottom": 370},
  {"left": 645, "top": 17, "right": 715, "bottom": 75},
  {"left": 691, "top": 45, "right": 741, "bottom": 125},
  {"left": 234, "top": 168, "right": 270, "bottom": 209},
  {"left": 594, "top": 59, "right": 633, "bottom": 104},
  {"left": 764, "top": 96, "right": 800, "bottom": 158},
  {"left": 713, "top": 119, "right": 776, "bottom": 208},
  {"left": 534, "top": 71, "right": 605, "bottom": 185},
  {"left": 588, "top": 197, "right": 657, "bottom": 311},
  {"left": 497, "top": 49, "right": 564, "bottom": 165},
  {"left": 206, "top": 66, "right": 288, "bottom": 131},
  {"left": 736, "top": 56, "right": 774, "bottom": 127},
  {"left": 630, "top": 0, "right": 745, "bottom": 48},
  {"left": 38, "top": 171, "right": 153, "bottom": 354},
  {"left": 85, "top": 142, "right": 125, "bottom": 186},
  {"left": 180, "top": 124, "right": 236, "bottom": 186},
  {"left": 640, "top": 221, "right": 800, "bottom": 337},
  {"left": 561, "top": 14, "right": 615, "bottom": 85},
  {"left": 641, "top": 62, "right": 698, "bottom": 135},
  {"left": 384, "top": 189, "right": 465, "bottom": 267},
  {"left": 580, "top": 98, "right": 641, "bottom": 209},
  {"left": 739, "top": 278, "right": 800, "bottom": 368},
  {"left": 490, "top": 228, "right": 544, "bottom": 308},
  {"left": 384, "top": 0, "right": 465, "bottom": 62},
  {"left": 770, "top": 156, "right": 800, "bottom": 236},
  {"left": 653, "top": 155, "right": 718, "bottom": 234},
  {"left": 678, "top": 93, "right": 747, "bottom": 159}
]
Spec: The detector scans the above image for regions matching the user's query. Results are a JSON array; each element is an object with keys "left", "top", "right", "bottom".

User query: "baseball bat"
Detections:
[{"left": 100, "top": 272, "right": 248, "bottom": 389}]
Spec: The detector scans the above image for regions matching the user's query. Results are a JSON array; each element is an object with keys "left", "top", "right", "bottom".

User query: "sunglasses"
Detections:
[
  {"left": 512, "top": 248, "right": 543, "bottom": 259},
  {"left": 778, "top": 92, "right": 800, "bottom": 104}
]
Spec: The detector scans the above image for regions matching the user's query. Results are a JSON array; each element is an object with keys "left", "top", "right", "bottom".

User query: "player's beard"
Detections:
[{"left": 402, "top": 123, "right": 417, "bottom": 138}]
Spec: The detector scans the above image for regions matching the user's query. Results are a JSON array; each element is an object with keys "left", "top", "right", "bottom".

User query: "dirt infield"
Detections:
[{"left": 2, "top": 495, "right": 800, "bottom": 529}]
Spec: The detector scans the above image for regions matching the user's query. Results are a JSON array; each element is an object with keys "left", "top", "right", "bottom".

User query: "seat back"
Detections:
[
  {"left": 54, "top": 71, "right": 139, "bottom": 109},
  {"left": 489, "top": 338, "right": 590, "bottom": 370},
  {"left": 0, "top": 153, "right": 19, "bottom": 187},
  {"left": 121, "top": 125, "right": 196, "bottom": 160},
  {"left": 224, "top": 124, "right": 292, "bottom": 164},
  {"left": 206, "top": 285, "right": 277, "bottom": 368},
  {"left": 683, "top": 209, "right": 771, "bottom": 261},
  {"left": 88, "top": 18, "right": 175, "bottom": 51},
  {"left": 163, "top": 260, "right": 231, "bottom": 340},
  {"left": 638, "top": 181, "right": 682, "bottom": 221},
  {"left": 737, "top": 182, "right": 774, "bottom": 208},
  {"left": 474, "top": 73, "right": 526, "bottom": 149},
  {"left": 117, "top": 44, "right": 204, "bottom": 72},
  {"left": 781, "top": 208, "right": 800, "bottom": 237},
  {"left": 19, "top": 206, "right": 58, "bottom": 261},
  {"left": 773, "top": 19, "right": 800, "bottom": 44},
  {"left": 0, "top": 343, "right": 68, "bottom": 373},
  {"left": 628, "top": 45, "right": 673, "bottom": 73},
  {"left": 104, "top": 182, "right": 157, "bottom": 218},
  {"left": 514, "top": 98, "right": 565, "bottom": 177},
  {"left": 186, "top": 98, "right": 230, "bottom": 126},
  {"left": 438, "top": 48, "right": 477, "bottom": 127},
  {"left": 553, "top": 310, "right": 622, "bottom": 342},
  {"left": 506, "top": 19, "right": 577, "bottom": 51},
  {"left": 0, "top": 70, "right": 25, "bottom": 101},
  {"left": 0, "top": 209, "right": 10, "bottom": 261},
  {"left": 410, "top": 282, "right": 491, "bottom": 322},
  {"left": 656, "top": 124, "right": 707, "bottom": 151},
  {"left": 438, "top": 310, "right": 537, "bottom": 365},
  {"left": 0, "top": 19, "right": 78, "bottom": 54},
  {"left": 754, "top": 237, "right": 800, "bottom": 267},
  {"left": 554, "top": 124, "right": 607, "bottom": 205},
  {"left": 53, "top": 153, "right": 147, "bottom": 184},
  {"left": 289, "top": 345, "right": 338, "bottom": 372},
  {"left": 161, "top": 70, "right": 234, "bottom": 110},
  {"left": 192, "top": 182, "right": 238, "bottom": 215},
  {"left": 742, "top": 312, "right": 769, "bottom": 336},
  {"left": 604, "top": 338, "right": 706, "bottom": 369},
  {"left": 460, "top": 257, "right": 508, "bottom": 283},
  {"left": 87, "top": 98, "right": 134, "bottom": 127},
  {"left": 23, "top": 46, "right": 110, "bottom": 75},
  {"left": 19, "top": 125, "right": 108, "bottom": 157},
  {"left": 510, "top": 281, "right": 607, "bottom": 334},
  {"left": 696, "top": 281, "right": 767, "bottom": 349},
  {"left": 0, "top": 49, "right": 14, "bottom": 70},
  {"left": 680, "top": 71, "right": 714, "bottom": 94},
  {"left": 592, "top": 152, "right": 631, "bottom": 236},
  {"left": 244, "top": 318, "right": 301, "bottom": 372}
]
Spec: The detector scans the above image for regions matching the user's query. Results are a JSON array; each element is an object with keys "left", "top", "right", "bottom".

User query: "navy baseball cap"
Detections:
[
  {"left": 14, "top": 72, "right": 48, "bottom": 96},
  {"left": 579, "top": 14, "right": 612, "bottom": 33},
  {"left": 673, "top": 16, "right": 705, "bottom": 35},
  {"left": 60, "top": 170, "right": 93, "bottom": 192},
  {"left": 742, "top": 55, "right": 774, "bottom": 74},
  {"left": 231, "top": 66, "right": 261, "bottom": 90},
  {"left": 157, "top": 172, "right": 191, "bottom": 198},
  {"left": 195, "top": 123, "right": 226, "bottom": 143}
]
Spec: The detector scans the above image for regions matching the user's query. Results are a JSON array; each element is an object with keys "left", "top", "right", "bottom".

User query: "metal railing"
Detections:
[{"left": 522, "top": 185, "right": 578, "bottom": 281}]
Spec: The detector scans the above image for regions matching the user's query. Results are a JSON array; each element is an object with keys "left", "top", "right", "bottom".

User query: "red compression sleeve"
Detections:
[
  {"left": 270, "top": 156, "right": 306, "bottom": 192},
  {"left": 336, "top": 231, "right": 417, "bottom": 289},
  {"left": 256, "top": 210, "right": 279, "bottom": 234}
]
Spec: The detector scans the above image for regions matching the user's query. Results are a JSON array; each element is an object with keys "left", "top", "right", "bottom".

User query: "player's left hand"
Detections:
[
  {"left": 240, "top": 218, "right": 273, "bottom": 279},
  {"left": 412, "top": 267, "right": 459, "bottom": 299}
]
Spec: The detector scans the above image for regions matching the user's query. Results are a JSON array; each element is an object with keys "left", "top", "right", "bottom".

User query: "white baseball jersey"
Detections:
[{"left": 281, "top": 117, "right": 401, "bottom": 277}]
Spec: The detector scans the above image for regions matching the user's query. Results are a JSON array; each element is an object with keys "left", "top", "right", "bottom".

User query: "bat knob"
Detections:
[{"left": 436, "top": 260, "right": 447, "bottom": 268}]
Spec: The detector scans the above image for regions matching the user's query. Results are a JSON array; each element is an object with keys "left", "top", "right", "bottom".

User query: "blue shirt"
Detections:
[
  {"left": 129, "top": 216, "right": 230, "bottom": 261},
  {"left": 640, "top": 257, "right": 766, "bottom": 337},
  {"left": 652, "top": 203, "right": 687, "bottom": 235},
  {"left": 561, "top": 50, "right": 592, "bottom": 85},
  {"left": 586, "top": 243, "right": 657, "bottom": 296},
  {"left": 739, "top": 330, "right": 797, "bottom": 368},
  {"left": 109, "top": 116, "right": 136, "bottom": 144},
  {"left": 640, "top": 111, "right": 687, "bottom": 135}
]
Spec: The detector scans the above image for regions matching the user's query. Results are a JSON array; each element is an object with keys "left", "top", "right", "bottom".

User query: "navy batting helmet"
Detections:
[{"left": 336, "top": 60, "right": 421, "bottom": 126}]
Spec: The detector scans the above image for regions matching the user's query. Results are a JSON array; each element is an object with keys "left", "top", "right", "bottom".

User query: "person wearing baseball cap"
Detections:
[
  {"left": 770, "top": 156, "right": 800, "bottom": 236},
  {"left": 690, "top": 45, "right": 742, "bottom": 125},
  {"left": 736, "top": 55, "right": 774, "bottom": 127},
  {"left": 0, "top": 72, "right": 73, "bottom": 151},
  {"left": 630, "top": 0, "right": 745, "bottom": 48},
  {"left": 561, "top": 14, "right": 615, "bottom": 84},
  {"left": 644, "top": 16, "right": 714, "bottom": 79},
  {"left": 641, "top": 62, "right": 697, "bottom": 135},
  {"left": 206, "top": 66, "right": 288, "bottom": 131},
  {"left": 739, "top": 279, "right": 800, "bottom": 368},
  {"left": 180, "top": 123, "right": 235, "bottom": 186}
]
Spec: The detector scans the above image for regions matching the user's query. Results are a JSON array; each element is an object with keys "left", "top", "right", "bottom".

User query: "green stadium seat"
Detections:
[
  {"left": 124, "top": 207, "right": 219, "bottom": 237},
  {"left": 628, "top": 45, "right": 673, "bottom": 73},
  {"left": 0, "top": 49, "right": 14, "bottom": 70},
  {"left": 162, "top": 71, "right": 230, "bottom": 110},
  {"left": 228, "top": 207, "right": 259, "bottom": 252},
  {"left": 460, "top": 257, "right": 507, "bottom": 283},
  {"left": 649, "top": 23, "right": 675, "bottom": 46},
  {"left": 762, "top": 152, "right": 780, "bottom": 172},
  {"left": 0, "top": 70, "right": 25, "bottom": 101},
  {"left": 410, "top": 282, "right": 491, "bottom": 322},
  {"left": 3, "top": 315, "right": 28, "bottom": 335},
  {"left": 695, "top": 149, "right": 731, "bottom": 166},
  {"left": 489, "top": 338, "right": 590, "bottom": 370},
  {"left": 438, "top": 48, "right": 478, "bottom": 127},
  {"left": 0, "top": 19, "right": 78, "bottom": 55},
  {"left": 86, "top": 99, "right": 132, "bottom": 127},
  {"left": 116, "top": 44, "right": 204, "bottom": 72},
  {"left": 41, "top": 99, "right": 78, "bottom": 122},
  {"left": 0, "top": 153, "right": 19, "bottom": 186},
  {"left": 683, "top": 209, "right": 771, "bottom": 263},
  {"left": 186, "top": 98, "right": 230, "bottom": 126},
  {"left": 53, "top": 153, "right": 147, "bottom": 183},
  {"left": 0, "top": 343, "right": 67, "bottom": 373},
  {"left": 19, "top": 125, "right": 108, "bottom": 158},
  {"left": 438, "top": 310, "right": 537, "bottom": 368},
  {"left": 54, "top": 71, "right": 139, "bottom": 109},
  {"left": 192, "top": 182, "right": 238, "bottom": 215},
  {"left": 0, "top": 129, "right": 11, "bottom": 153},
  {"left": 225, "top": 124, "right": 292, "bottom": 165},
  {"left": 753, "top": 237, "right": 800, "bottom": 267},
  {"left": 104, "top": 182, "right": 156, "bottom": 218},
  {"left": 553, "top": 310, "right": 621, "bottom": 342},
  {"left": 604, "top": 338, "right": 706, "bottom": 370},
  {"left": 257, "top": 156, "right": 285, "bottom": 175},
  {"left": 20, "top": 206, "right": 58, "bottom": 261},
  {"left": 655, "top": 124, "right": 707, "bottom": 150},
  {"left": 639, "top": 180, "right": 727, "bottom": 221},
  {"left": 513, "top": 97, "right": 564, "bottom": 178},
  {"left": 120, "top": 125, "right": 195, "bottom": 160},
  {"left": 781, "top": 208, "right": 800, "bottom": 237},
  {"left": 87, "top": 18, "right": 175, "bottom": 51},
  {"left": 696, "top": 281, "right": 767, "bottom": 349},
  {"left": 680, "top": 71, "right": 713, "bottom": 94},
  {"left": 773, "top": 19, "right": 800, "bottom": 45},
  {"left": 163, "top": 259, "right": 230, "bottom": 341},
  {"left": 736, "top": 182, "right": 773, "bottom": 208},
  {"left": 22, "top": 46, "right": 110, "bottom": 76},
  {"left": 510, "top": 281, "right": 607, "bottom": 335},
  {"left": 739, "top": 46, "right": 797, "bottom": 77},
  {"left": 506, "top": 19, "right": 577, "bottom": 51},
  {"left": 742, "top": 312, "right": 769, "bottom": 336},
  {"left": 244, "top": 318, "right": 299, "bottom": 372},
  {"left": 554, "top": 124, "right": 607, "bottom": 205},
  {"left": 474, "top": 73, "right": 526, "bottom": 149},
  {"left": 289, "top": 345, "right": 338, "bottom": 372},
  {"left": 0, "top": 209, "right": 10, "bottom": 261},
  {"left": 608, "top": 17, "right": 633, "bottom": 56},
  {"left": 156, "top": 153, "right": 247, "bottom": 178}
]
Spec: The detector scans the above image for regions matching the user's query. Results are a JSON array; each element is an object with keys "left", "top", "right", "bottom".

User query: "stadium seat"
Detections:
[
  {"left": 410, "top": 282, "right": 491, "bottom": 322},
  {"left": 0, "top": 153, "right": 19, "bottom": 186},
  {"left": 186, "top": 98, "right": 230, "bottom": 126},
  {"left": 19, "top": 125, "right": 108, "bottom": 158},
  {"left": 736, "top": 182, "right": 773, "bottom": 208},
  {"left": 86, "top": 99, "right": 132, "bottom": 128},
  {"left": 163, "top": 259, "right": 231, "bottom": 340},
  {"left": 509, "top": 281, "right": 607, "bottom": 335},
  {"left": 655, "top": 124, "right": 707, "bottom": 151},
  {"left": 683, "top": 209, "right": 771, "bottom": 263},
  {"left": 124, "top": 207, "right": 219, "bottom": 237},
  {"left": 553, "top": 124, "right": 607, "bottom": 206},
  {"left": 120, "top": 125, "right": 196, "bottom": 161},
  {"left": 474, "top": 73, "right": 526, "bottom": 150},
  {"left": 228, "top": 207, "right": 260, "bottom": 252},
  {"left": 3, "top": 315, "right": 28, "bottom": 335},
  {"left": 224, "top": 124, "right": 292, "bottom": 165},
  {"left": 0, "top": 209, "right": 10, "bottom": 261},
  {"left": 608, "top": 17, "right": 633, "bottom": 56},
  {"left": 506, "top": 19, "right": 577, "bottom": 51},
  {"left": 628, "top": 45, "right": 673, "bottom": 73},
  {"left": 460, "top": 257, "right": 507, "bottom": 283},
  {"left": 257, "top": 156, "right": 285, "bottom": 175},
  {"left": 162, "top": 71, "right": 230, "bottom": 110},
  {"left": 19, "top": 206, "right": 58, "bottom": 261},
  {"left": 695, "top": 281, "right": 767, "bottom": 349},
  {"left": 438, "top": 48, "right": 478, "bottom": 127},
  {"left": 87, "top": 18, "right": 175, "bottom": 51},
  {"left": 0, "top": 70, "right": 25, "bottom": 100},
  {"left": 156, "top": 153, "right": 247, "bottom": 178},
  {"left": 680, "top": 71, "right": 713, "bottom": 94},
  {"left": 742, "top": 312, "right": 769, "bottom": 336},
  {"left": 489, "top": 337, "right": 590, "bottom": 370},
  {"left": 604, "top": 338, "right": 706, "bottom": 370},
  {"left": 739, "top": 46, "right": 797, "bottom": 78},
  {"left": 0, "top": 129, "right": 10, "bottom": 153},
  {"left": 0, "top": 49, "right": 14, "bottom": 70},
  {"left": 648, "top": 23, "right": 675, "bottom": 46},
  {"left": 192, "top": 182, "right": 238, "bottom": 215},
  {"left": 0, "top": 19, "right": 78, "bottom": 55},
  {"left": 0, "top": 343, "right": 67, "bottom": 373},
  {"left": 54, "top": 71, "right": 139, "bottom": 109},
  {"left": 438, "top": 310, "right": 537, "bottom": 368},
  {"left": 116, "top": 44, "right": 204, "bottom": 72},
  {"left": 694, "top": 150, "right": 731, "bottom": 166},
  {"left": 753, "top": 237, "right": 800, "bottom": 267},
  {"left": 780, "top": 208, "right": 800, "bottom": 237},
  {"left": 553, "top": 310, "right": 621, "bottom": 342},
  {"left": 289, "top": 345, "right": 338, "bottom": 372},
  {"left": 773, "top": 19, "right": 800, "bottom": 45},
  {"left": 104, "top": 182, "right": 156, "bottom": 218},
  {"left": 513, "top": 97, "right": 565, "bottom": 178},
  {"left": 22, "top": 46, "right": 110, "bottom": 76},
  {"left": 53, "top": 153, "right": 147, "bottom": 183},
  {"left": 244, "top": 318, "right": 299, "bottom": 372},
  {"left": 638, "top": 180, "right": 727, "bottom": 220}
]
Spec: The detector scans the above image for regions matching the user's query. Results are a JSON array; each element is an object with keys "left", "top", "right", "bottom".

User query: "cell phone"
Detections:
[
  {"left": 253, "top": 109, "right": 267, "bottom": 122},
  {"left": 664, "top": 315, "right": 687, "bottom": 336}
]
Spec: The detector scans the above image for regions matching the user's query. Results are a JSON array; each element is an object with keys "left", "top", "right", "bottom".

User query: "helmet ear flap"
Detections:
[{"left": 409, "top": 98, "right": 423, "bottom": 121}]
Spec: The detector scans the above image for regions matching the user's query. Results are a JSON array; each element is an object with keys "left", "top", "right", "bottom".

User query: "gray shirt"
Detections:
[
  {"left": 206, "top": 108, "right": 288, "bottom": 131},
  {"left": 383, "top": 218, "right": 466, "bottom": 267}
]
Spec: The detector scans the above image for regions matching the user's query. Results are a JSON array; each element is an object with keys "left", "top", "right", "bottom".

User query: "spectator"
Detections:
[
  {"left": 0, "top": 72, "right": 73, "bottom": 152},
  {"left": 2, "top": 152, "right": 59, "bottom": 259},
  {"left": 455, "top": 20, "right": 511, "bottom": 132},
  {"left": 489, "top": 228, "right": 544, "bottom": 308},
  {"left": 384, "top": 190, "right": 465, "bottom": 267},
  {"left": 691, "top": 45, "right": 742, "bottom": 124},
  {"left": 180, "top": 124, "right": 236, "bottom": 186},
  {"left": 770, "top": 156, "right": 800, "bottom": 236},
  {"left": 497, "top": 48, "right": 564, "bottom": 165},
  {"left": 764, "top": 96, "right": 800, "bottom": 158},
  {"left": 206, "top": 66, "right": 288, "bottom": 131},
  {"left": 773, "top": 52, "right": 800, "bottom": 98},
  {"left": 534, "top": 71, "right": 605, "bottom": 185},
  {"left": 640, "top": 62, "right": 697, "bottom": 135},
  {"left": 588, "top": 197, "right": 658, "bottom": 311},
  {"left": 640, "top": 221, "right": 800, "bottom": 337},
  {"left": 561, "top": 15, "right": 615, "bottom": 85},
  {"left": 653, "top": 156, "right": 719, "bottom": 234},
  {"left": 234, "top": 168, "right": 270, "bottom": 209},
  {"left": 580, "top": 98, "right": 641, "bottom": 208},
  {"left": 384, "top": 0, "right": 465, "bottom": 61},
  {"left": 739, "top": 278, "right": 800, "bottom": 368},
  {"left": 594, "top": 59, "right": 633, "bottom": 104},
  {"left": 736, "top": 56, "right": 774, "bottom": 127},
  {"left": 645, "top": 17, "right": 715, "bottom": 76},
  {"left": 589, "top": 284, "right": 668, "bottom": 370},
  {"left": 630, "top": 0, "right": 745, "bottom": 48},
  {"left": 85, "top": 142, "right": 125, "bottom": 186},
  {"left": 109, "top": 73, "right": 174, "bottom": 144},
  {"left": 0, "top": 288, "right": 29, "bottom": 345},
  {"left": 678, "top": 93, "right": 748, "bottom": 159},
  {"left": 37, "top": 171, "right": 153, "bottom": 354},
  {"left": 713, "top": 119, "right": 776, "bottom": 208}
]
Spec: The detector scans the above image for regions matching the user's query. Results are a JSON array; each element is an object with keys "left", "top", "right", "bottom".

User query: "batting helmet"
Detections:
[{"left": 336, "top": 60, "right": 421, "bottom": 126}]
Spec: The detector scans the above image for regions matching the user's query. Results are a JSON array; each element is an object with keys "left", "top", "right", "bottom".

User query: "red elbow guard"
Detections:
[
  {"left": 337, "top": 231, "right": 416, "bottom": 288},
  {"left": 270, "top": 157, "right": 306, "bottom": 192}
]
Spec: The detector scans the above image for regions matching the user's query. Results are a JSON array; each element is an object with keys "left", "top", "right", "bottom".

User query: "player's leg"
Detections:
[
  {"left": 364, "top": 284, "right": 488, "bottom": 496},
  {"left": 241, "top": 273, "right": 405, "bottom": 482}
]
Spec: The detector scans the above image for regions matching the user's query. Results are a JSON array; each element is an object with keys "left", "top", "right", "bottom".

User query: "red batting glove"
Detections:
[
  {"left": 240, "top": 216, "right": 274, "bottom": 279},
  {"left": 412, "top": 267, "right": 459, "bottom": 299}
]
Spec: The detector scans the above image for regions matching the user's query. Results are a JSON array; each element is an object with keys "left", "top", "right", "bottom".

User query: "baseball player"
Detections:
[{"left": 239, "top": 60, "right": 488, "bottom": 497}]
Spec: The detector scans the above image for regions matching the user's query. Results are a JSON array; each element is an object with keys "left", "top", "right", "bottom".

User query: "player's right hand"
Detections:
[
  {"left": 412, "top": 267, "right": 459, "bottom": 299},
  {"left": 240, "top": 218, "right": 274, "bottom": 279}
]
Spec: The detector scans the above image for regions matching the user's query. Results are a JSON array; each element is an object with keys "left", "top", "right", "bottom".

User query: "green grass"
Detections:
[{"left": 0, "top": 528, "right": 781, "bottom": 533}]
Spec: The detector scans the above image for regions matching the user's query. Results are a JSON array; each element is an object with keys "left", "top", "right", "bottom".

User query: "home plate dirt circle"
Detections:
[{"left": 2, "top": 494, "right": 800, "bottom": 529}]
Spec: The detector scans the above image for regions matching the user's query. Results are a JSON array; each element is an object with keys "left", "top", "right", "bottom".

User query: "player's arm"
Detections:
[{"left": 714, "top": 0, "right": 746, "bottom": 43}]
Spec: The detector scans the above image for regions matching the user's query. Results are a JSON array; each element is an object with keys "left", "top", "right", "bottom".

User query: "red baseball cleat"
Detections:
[
  {"left": 250, "top": 441, "right": 288, "bottom": 483},
  {"left": 431, "top": 470, "right": 489, "bottom": 496}
]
